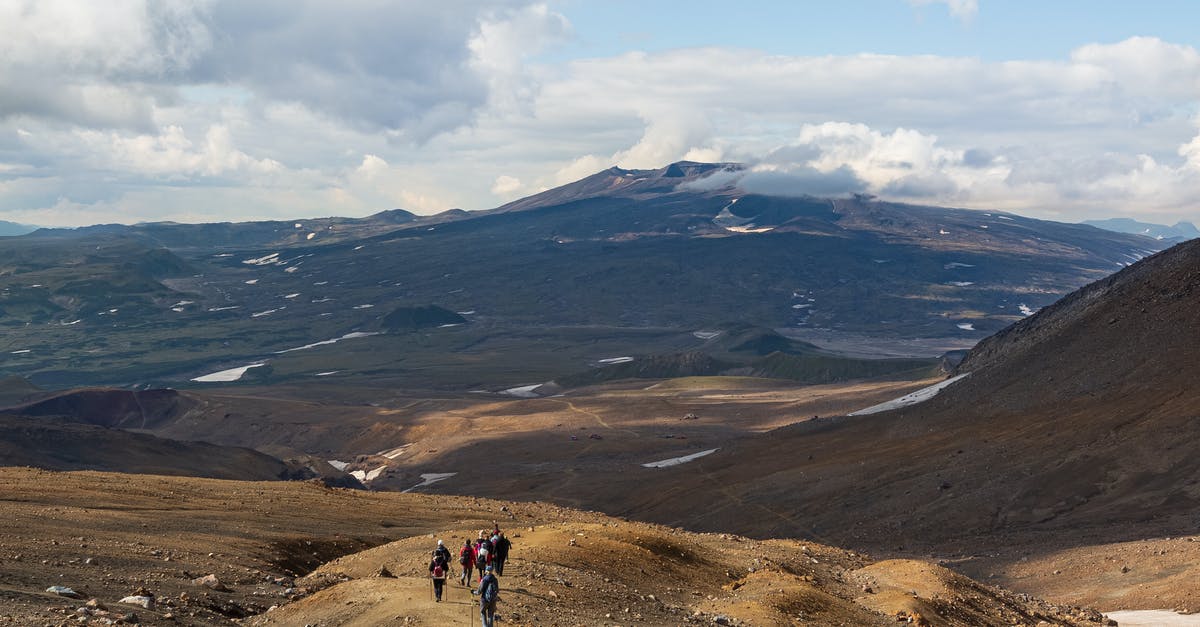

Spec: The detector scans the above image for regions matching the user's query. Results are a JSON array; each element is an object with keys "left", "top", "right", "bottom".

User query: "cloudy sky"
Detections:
[{"left": 1, "top": 0, "right": 1198, "bottom": 227}]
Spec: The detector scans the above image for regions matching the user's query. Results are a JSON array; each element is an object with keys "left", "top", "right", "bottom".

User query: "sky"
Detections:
[{"left": 0, "top": 0, "right": 1198, "bottom": 227}]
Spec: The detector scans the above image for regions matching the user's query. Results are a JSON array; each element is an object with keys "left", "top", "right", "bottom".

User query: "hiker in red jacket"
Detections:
[{"left": 459, "top": 538, "right": 476, "bottom": 585}]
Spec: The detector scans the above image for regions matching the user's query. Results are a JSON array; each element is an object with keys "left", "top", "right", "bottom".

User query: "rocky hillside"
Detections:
[
  {"left": 0, "top": 468, "right": 1110, "bottom": 626},
  {"left": 549, "top": 239, "right": 1200, "bottom": 608},
  {"left": 0, "top": 414, "right": 298, "bottom": 481}
]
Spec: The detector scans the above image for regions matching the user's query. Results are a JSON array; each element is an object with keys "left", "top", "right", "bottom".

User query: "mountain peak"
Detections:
[{"left": 494, "top": 161, "right": 743, "bottom": 214}]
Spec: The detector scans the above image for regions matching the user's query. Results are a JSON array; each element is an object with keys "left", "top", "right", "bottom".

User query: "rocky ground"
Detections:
[{"left": 0, "top": 468, "right": 1113, "bottom": 626}]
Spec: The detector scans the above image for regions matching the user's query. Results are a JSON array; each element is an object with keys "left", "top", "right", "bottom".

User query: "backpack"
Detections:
[
  {"left": 482, "top": 576, "right": 498, "bottom": 603},
  {"left": 459, "top": 548, "right": 471, "bottom": 565},
  {"left": 475, "top": 547, "right": 488, "bottom": 569},
  {"left": 432, "top": 562, "right": 445, "bottom": 578}
]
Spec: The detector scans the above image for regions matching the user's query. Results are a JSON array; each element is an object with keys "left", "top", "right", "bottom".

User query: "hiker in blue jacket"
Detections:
[{"left": 477, "top": 565, "right": 499, "bottom": 627}]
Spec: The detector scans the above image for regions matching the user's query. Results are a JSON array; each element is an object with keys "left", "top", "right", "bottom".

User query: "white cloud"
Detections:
[
  {"left": 909, "top": 0, "right": 979, "bottom": 22},
  {"left": 469, "top": 3, "right": 570, "bottom": 112},
  {"left": 0, "top": 2, "right": 1198, "bottom": 229},
  {"left": 356, "top": 154, "right": 389, "bottom": 179},
  {"left": 72, "top": 124, "right": 282, "bottom": 178},
  {"left": 490, "top": 174, "right": 523, "bottom": 197}
]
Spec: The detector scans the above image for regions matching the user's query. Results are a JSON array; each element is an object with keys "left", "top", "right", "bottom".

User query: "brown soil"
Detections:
[{"left": 0, "top": 468, "right": 1106, "bottom": 626}]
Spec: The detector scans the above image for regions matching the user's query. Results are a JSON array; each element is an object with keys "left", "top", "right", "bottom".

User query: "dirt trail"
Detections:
[
  {"left": 252, "top": 577, "right": 481, "bottom": 626},
  {"left": 542, "top": 397, "right": 641, "bottom": 437}
]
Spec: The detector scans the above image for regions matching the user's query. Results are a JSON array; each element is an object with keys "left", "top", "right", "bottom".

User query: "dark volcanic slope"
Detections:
[
  {"left": 590, "top": 239, "right": 1200, "bottom": 549},
  {"left": 0, "top": 414, "right": 296, "bottom": 480},
  {"left": 8, "top": 388, "right": 201, "bottom": 430}
]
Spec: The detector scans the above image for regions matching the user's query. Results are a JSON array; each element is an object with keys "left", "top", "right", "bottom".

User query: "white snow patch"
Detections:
[
  {"left": 353, "top": 245, "right": 365, "bottom": 251},
  {"left": 597, "top": 356, "right": 634, "bottom": 365},
  {"left": 172, "top": 300, "right": 194, "bottom": 307},
  {"left": 306, "top": 233, "right": 315, "bottom": 240},
  {"left": 1104, "top": 611, "right": 1200, "bottom": 626},
  {"left": 947, "top": 281, "right": 975, "bottom": 287},
  {"left": 944, "top": 262, "right": 975, "bottom": 269},
  {"left": 938, "top": 229, "right": 950, "bottom": 235},
  {"left": 693, "top": 330, "right": 722, "bottom": 340},
  {"left": 1018, "top": 304, "right": 1036, "bottom": 316},
  {"left": 401, "top": 472, "right": 457, "bottom": 493},
  {"left": 192, "top": 363, "right": 265, "bottom": 383},
  {"left": 792, "top": 303, "right": 812, "bottom": 309},
  {"left": 213, "top": 253, "right": 233, "bottom": 258},
  {"left": 724, "top": 225, "right": 774, "bottom": 234},
  {"left": 642, "top": 449, "right": 719, "bottom": 468},
  {"left": 313, "top": 280, "right": 328, "bottom": 286},
  {"left": 849, "top": 373, "right": 971, "bottom": 416},
  {"left": 379, "top": 445, "right": 412, "bottom": 460},
  {"left": 252, "top": 308, "right": 281, "bottom": 318},
  {"left": 171, "top": 307, "right": 185, "bottom": 312},
  {"left": 10, "top": 349, "right": 31, "bottom": 354},
  {"left": 353, "top": 304, "right": 374, "bottom": 309},
  {"left": 350, "top": 465, "right": 388, "bottom": 483},
  {"left": 243, "top": 253, "right": 280, "bottom": 266},
  {"left": 245, "top": 279, "right": 259, "bottom": 285},
  {"left": 284, "top": 293, "right": 300, "bottom": 299},
  {"left": 327, "top": 460, "right": 349, "bottom": 471},
  {"left": 956, "top": 323, "right": 975, "bottom": 331},
  {"left": 872, "top": 259, "right": 890, "bottom": 263},
  {"left": 276, "top": 331, "right": 381, "bottom": 354},
  {"left": 284, "top": 266, "right": 299, "bottom": 273},
  {"left": 314, "top": 371, "right": 339, "bottom": 376},
  {"left": 311, "top": 298, "right": 333, "bottom": 303},
  {"left": 62, "top": 319, "right": 81, "bottom": 325},
  {"left": 503, "top": 384, "right": 543, "bottom": 398},
  {"left": 457, "top": 310, "right": 476, "bottom": 315},
  {"left": 207, "top": 306, "right": 239, "bottom": 312},
  {"left": 294, "top": 223, "right": 302, "bottom": 229}
]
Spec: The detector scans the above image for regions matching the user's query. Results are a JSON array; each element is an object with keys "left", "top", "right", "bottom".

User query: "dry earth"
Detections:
[{"left": 0, "top": 468, "right": 1110, "bottom": 626}]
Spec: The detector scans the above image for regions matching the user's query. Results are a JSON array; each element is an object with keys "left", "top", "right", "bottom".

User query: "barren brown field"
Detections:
[{"left": 0, "top": 468, "right": 1112, "bottom": 626}]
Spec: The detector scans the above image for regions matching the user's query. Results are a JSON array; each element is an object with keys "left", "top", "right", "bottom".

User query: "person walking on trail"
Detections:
[
  {"left": 493, "top": 532, "right": 511, "bottom": 576},
  {"left": 428, "top": 549, "right": 449, "bottom": 602},
  {"left": 459, "top": 538, "right": 476, "bottom": 585},
  {"left": 434, "top": 539, "right": 451, "bottom": 565},
  {"left": 473, "top": 539, "right": 490, "bottom": 582},
  {"left": 477, "top": 565, "right": 499, "bottom": 627}
]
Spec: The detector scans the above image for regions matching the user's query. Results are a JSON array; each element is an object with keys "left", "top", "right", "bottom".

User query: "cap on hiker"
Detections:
[
  {"left": 437, "top": 539, "right": 444, "bottom": 546},
  {"left": 485, "top": 565, "right": 494, "bottom": 572}
]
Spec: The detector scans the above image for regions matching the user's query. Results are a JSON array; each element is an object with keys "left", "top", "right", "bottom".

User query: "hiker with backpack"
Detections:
[
  {"left": 459, "top": 538, "right": 476, "bottom": 585},
  {"left": 477, "top": 565, "right": 499, "bottom": 627},
  {"left": 434, "top": 539, "right": 452, "bottom": 565},
  {"left": 473, "top": 538, "right": 490, "bottom": 581},
  {"left": 493, "top": 532, "right": 511, "bottom": 576},
  {"left": 428, "top": 549, "right": 449, "bottom": 602}
]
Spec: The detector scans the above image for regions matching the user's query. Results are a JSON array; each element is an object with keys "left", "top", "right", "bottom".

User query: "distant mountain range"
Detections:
[
  {"left": 0, "top": 220, "right": 37, "bottom": 237},
  {"left": 0, "top": 161, "right": 1167, "bottom": 389},
  {"left": 1082, "top": 217, "right": 1199, "bottom": 241}
]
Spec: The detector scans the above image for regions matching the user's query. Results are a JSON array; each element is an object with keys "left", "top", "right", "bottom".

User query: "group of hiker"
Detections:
[{"left": 426, "top": 523, "right": 512, "bottom": 627}]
